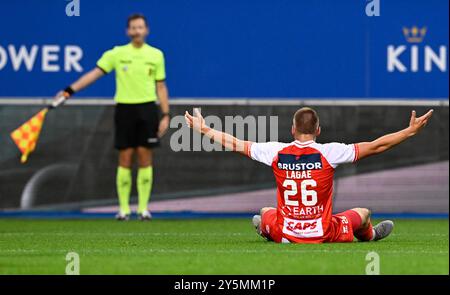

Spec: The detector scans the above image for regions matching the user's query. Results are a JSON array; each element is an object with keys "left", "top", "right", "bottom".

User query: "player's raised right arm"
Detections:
[
  {"left": 184, "top": 109, "right": 251, "bottom": 156},
  {"left": 55, "top": 67, "right": 105, "bottom": 99},
  {"left": 356, "top": 109, "right": 434, "bottom": 160}
]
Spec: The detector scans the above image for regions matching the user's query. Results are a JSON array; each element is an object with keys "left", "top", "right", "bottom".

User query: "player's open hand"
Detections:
[
  {"left": 185, "top": 108, "right": 206, "bottom": 133},
  {"left": 408, "top": 109, "right": 433, "bottom": 136}
]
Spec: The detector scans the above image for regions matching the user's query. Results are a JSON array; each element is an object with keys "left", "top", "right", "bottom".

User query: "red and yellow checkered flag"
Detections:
[{"left": 10, "top": 109, "right": 49, "bottom": 163}]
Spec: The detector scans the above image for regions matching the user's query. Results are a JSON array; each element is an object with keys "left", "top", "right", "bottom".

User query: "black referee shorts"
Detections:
[{"left": 114, "top": 102, "right": 160, "bottom": 150}]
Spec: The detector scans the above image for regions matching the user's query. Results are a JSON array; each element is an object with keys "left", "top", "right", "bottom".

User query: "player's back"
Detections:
[{"left": 249, "top": 140, "right": 358, "bottom": 243}]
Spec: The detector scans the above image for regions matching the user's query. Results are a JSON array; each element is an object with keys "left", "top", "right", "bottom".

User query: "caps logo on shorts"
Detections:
[{"left": 282, "top": 217, "right": 324, "bottom": 238}]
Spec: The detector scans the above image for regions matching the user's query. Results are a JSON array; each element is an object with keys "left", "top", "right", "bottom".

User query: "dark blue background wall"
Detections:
[{"left": 0, "top": 0, "right": 448, "bottom": 99}]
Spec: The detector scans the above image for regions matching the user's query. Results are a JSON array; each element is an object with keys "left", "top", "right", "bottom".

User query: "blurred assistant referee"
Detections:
[{"left": 55, "top": 14, "right": 170, "bottom": 221}]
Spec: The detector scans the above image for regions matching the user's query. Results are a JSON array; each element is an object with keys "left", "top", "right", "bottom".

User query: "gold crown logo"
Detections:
[{"left": 402, "top": 26, "right": 427, "bottom": 43}]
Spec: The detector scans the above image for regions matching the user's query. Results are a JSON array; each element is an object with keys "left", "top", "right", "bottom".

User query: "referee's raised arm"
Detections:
[{"left": 54, "top": 67, "right": 105, "bottom": 99}]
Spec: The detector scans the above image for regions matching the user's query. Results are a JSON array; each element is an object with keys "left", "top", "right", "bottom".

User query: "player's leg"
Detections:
[
  {"left": 346, "top": 208, "right": 373, "bottom": 241},
  {"left": 116, "top": 148, "right": 134, "bottom": 220},
  {"left": 252, "top": 207, "right": 274, "bottom": 235},
  {"left": 350, "top": 208, "right": 394, "bottom": 241},
  {"left": 136, "top": 146, "right": 153, "bottom": 220},
  {"left": 253, "top": 207, "right": 282, "bottom": 242},
  {"left": 260, "top": 207, "right": 274, "bottom": 216}
]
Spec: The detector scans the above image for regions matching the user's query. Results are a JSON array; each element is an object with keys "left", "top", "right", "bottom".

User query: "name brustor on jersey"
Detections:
[
  {"left": 278, "top": 162, "right": 322, "bottom": 171},
  {"left": 0, "top": 45, "right": 83, "bottom": 72},
  {"left": 277, "top": 153, "right": 323, "bottom": 171}
]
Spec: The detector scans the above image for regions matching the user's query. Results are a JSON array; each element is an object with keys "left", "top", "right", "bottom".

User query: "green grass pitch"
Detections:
[{"left": 0, "top": 218, "right": 448, "bottom": 274}]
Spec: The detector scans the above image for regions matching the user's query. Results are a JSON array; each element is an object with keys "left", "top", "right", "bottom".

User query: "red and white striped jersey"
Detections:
[{"left": 247, "top": 140, "right": 359, "bottom": 243}]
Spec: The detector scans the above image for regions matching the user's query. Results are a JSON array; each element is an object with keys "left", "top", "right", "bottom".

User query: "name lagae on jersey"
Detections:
[{"left": 285, "top": 170, "right": 312, "bottom": 180}]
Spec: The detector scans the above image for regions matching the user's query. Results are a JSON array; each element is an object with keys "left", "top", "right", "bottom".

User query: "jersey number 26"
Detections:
[{"left": 283, "top": 179, "right": 317, "bottom": 206}]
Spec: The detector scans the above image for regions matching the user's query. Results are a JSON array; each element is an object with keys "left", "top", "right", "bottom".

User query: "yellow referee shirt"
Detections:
[{"left": 96, "top": 43, "right": 166, "bottom": 104}]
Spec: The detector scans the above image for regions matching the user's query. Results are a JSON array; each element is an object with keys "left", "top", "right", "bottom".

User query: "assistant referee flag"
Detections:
[{"left": 10, "top": 109, "right": 48, "bottom": 163}]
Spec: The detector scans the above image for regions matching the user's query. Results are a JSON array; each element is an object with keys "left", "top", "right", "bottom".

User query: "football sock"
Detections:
[
  {"left": 354, "top": 222, "right": 374, "bottom": 241},
  {"left": 116, "top": 166, "right": 132, "bottom": 215},
  {"left": 137, "top": 166, "right": 153, "bottom": 214}
]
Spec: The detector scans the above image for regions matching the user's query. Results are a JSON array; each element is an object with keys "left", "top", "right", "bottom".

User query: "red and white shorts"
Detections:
[{"left": 260, "top": 208, "right": 362, "bottom": 243}]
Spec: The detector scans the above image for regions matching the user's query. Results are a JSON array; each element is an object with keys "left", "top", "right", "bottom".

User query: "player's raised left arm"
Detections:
[
  {"left": 356, "top": 109, "right": 434, "bottom": 160},
  {"left": 184, "top": 109, "right": 251, "bottom": 156}
]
